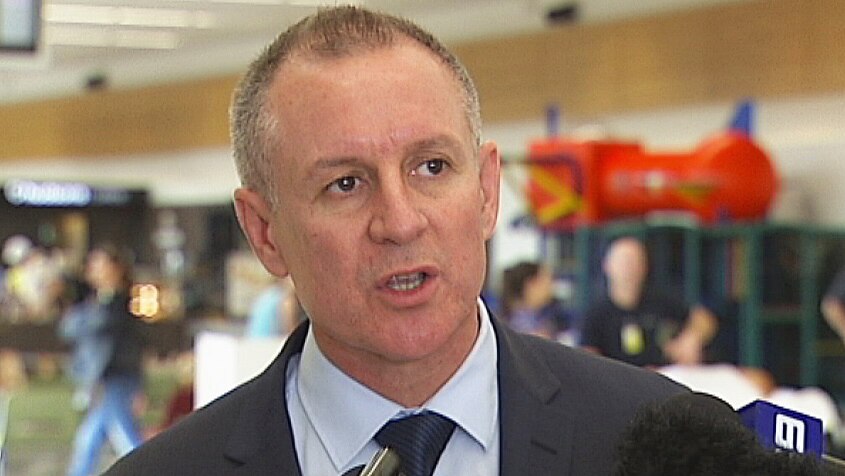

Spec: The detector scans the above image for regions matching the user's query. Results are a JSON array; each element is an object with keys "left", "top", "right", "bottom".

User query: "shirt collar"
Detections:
[
  {"left": 426, "top": 299, "right": 498, "bottom": 451},
  {"left": 296, "top": 298, "right": 499, "bottom": 470}
]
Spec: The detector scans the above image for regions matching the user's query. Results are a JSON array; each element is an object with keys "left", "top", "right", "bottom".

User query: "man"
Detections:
[
  {"left": 60, "top": 244, "right": 144, "bottom": 476},
  {"left": 107, "top": 7, "right": 684, "bottom": 476},
  {"left": 581, "top": 236, "right": 718, "bottom": 368}
]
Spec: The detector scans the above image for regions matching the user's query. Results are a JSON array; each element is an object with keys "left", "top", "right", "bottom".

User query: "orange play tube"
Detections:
[{"left": 526, "top": 131, "right": 778, "bottom": 229}]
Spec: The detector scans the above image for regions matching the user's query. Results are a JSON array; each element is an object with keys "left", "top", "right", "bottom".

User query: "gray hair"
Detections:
[{"left": 229, "top": 6, "right": 482, "bottom": 207}]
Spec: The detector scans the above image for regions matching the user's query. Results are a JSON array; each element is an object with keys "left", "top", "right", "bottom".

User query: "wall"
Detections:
[
  {"left": 4, "top": 0, "right": 845, "bottom": 161},
  {"left": 0, "top": 148, "right": 238, "bottom": 205},
  {"left": 4, "top": 95, "right": 844, "bottom": 265}
]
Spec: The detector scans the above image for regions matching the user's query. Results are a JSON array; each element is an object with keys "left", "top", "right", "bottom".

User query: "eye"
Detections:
[
  {"left": 327, "top": 176, "right": 360, "bottom": 193},
  {"left": 414, "top": 159, "right": 447, "bottom": 177}
]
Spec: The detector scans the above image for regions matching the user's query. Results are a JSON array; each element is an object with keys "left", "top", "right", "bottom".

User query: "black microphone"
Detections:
[
  {"left": 824, "top": 454, "right": 845, "bottom": 475},
  {"left": 342, "top": 447, "right": 401, "bottom": 476},
  {"left": 614, "top": 392, "right": 825, "bottom": 475}
]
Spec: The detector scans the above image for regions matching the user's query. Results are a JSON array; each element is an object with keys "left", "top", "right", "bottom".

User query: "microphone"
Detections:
[
  {"left": 342, "top": 447, "right": 401, "bottom": 476},
  {"left": 824, "top": 454, "right": 845, "bottom": 474},
  {"left": 360, "top": 447, "right": 401, "bottom": 476},
  {"left": 614, "top": 392, "right": 826, "bottom": 475}
]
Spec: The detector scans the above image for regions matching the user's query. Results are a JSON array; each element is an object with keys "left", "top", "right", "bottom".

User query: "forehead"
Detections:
[
  {"left": 268, "top": 42, "right": 467, "bottom": 140},
  {"left": 610, "top": 240, "right": 647, "bottom": 261},
  {"left": 279, "top": 38, "right": 453, "bottom": 85},
  {"left": 86, "top": 251, "right": 110, "bottom": 267}
]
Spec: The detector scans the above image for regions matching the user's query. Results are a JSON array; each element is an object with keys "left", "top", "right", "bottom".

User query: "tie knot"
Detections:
[{"left": 375, "top": 411, "right": 456, "bottom": 476}]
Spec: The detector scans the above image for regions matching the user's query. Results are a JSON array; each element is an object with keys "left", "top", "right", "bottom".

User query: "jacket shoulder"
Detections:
[
  {"left": 105, "top": 376, "right": 258, "bottom": 475},
  {"left": 531, "top": 333, "right": 685, "bottom": 400}
]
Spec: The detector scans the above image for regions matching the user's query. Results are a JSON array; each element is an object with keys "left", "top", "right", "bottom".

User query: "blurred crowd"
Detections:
[
  {"left": 0, "top": 235, "right": 85, "bottom": 325},
  {"left": 497, "top": 236, "right": 845, "bottom": 448},
  {"left": 3, "top": 228, "right": 845, "bottom": 470}
]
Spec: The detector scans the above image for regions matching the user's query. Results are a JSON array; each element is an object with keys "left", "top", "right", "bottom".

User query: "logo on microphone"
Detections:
[
  {"left": 774, "top": 413, "right": 805, "bottom": 452},
  {"left": 739, "top": 400, "right": 823, "bottom": 457}
]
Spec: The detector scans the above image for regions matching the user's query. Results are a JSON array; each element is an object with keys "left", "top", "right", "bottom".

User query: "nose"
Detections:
[{"left": 368, "top": 179, "right": 428, "bottom": 245}]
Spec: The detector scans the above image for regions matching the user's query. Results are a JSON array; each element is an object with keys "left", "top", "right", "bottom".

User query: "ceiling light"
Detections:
[
  {"left": 47, "top": 26, "right": 181, "bottom": 49},
  {"left": 45, "top": 4, "right": 217, "bottom": 29},
  {"left": 189, "top": 0, "right": 361, "bottom": 5}
]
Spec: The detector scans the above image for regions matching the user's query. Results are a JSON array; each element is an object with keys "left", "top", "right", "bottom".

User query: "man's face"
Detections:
[
  {"left": 85, "top": 250, "right": 120, "bottom": 290},
  {"left": 249, "top": 42, "right": 500, "bottom": 369},
  {"left": 605, "top": 239, "right": 649, "bottom": 289}
]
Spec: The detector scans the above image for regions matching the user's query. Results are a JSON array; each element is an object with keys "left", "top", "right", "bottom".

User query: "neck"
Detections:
[
  {"left": 609, "top": 283, "right": 642, "bottom": 310},
  {"left": 96, "top": 288, "right": 116, "bottom": 302},
  {"left": 522, "top": 295, "right": 544, "bottom": 311},
  {"left": 315, "top": 316, "right": 480, "bottom": 408}
]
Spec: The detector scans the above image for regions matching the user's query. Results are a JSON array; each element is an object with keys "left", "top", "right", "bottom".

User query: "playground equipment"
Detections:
[{"left": 525, "top": 102, "right": 778, "bottom": 229}]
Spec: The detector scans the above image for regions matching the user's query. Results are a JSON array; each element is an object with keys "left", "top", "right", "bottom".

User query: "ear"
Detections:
[
  {"left": 233, "top": 187, "right": 290, "bottom": 278},
  {"left": 478, "top": 141, "right": 501, "bottom": 240}
]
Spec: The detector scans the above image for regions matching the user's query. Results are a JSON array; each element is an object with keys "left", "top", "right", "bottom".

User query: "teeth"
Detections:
[{"left": 388, "top": 272, "right": 425, "bottom": 291}]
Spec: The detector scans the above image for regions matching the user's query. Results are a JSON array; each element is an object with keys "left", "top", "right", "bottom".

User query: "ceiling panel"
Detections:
[{"left": 0, "top": 0, "right": 747, "bottom": 102}]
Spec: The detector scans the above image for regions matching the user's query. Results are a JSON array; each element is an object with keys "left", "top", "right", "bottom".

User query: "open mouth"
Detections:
[{"left": 387, "top": 272, "right": 427, "bottom": 291}]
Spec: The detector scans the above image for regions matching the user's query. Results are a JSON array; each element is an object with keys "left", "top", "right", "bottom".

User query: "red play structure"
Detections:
[{"left": 525, "top": 103, "right": 778, "bottom": 229}]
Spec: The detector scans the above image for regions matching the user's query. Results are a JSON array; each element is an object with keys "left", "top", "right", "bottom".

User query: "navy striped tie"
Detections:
[{"left": 374, "top": 411, "right": 456, "bottom": 476}]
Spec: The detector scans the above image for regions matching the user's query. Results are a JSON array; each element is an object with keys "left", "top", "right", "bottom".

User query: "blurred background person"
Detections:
[
  {"left": 145, "top": 350, "right": 196, "bottom": 440},
  {"left": 244, "top": 276, "right": 302, "bottom": 338},
  {"left": 1, "top": 235, "right": 66, "bottom": 324},
  {"left": 580, "top": 236, "right": 718, "bottom": 367},
  {"left": 0, "top": 235, "right": 34, "bottom": 323},
  {"left": 58, "top": 243, "right": 145, "bottom": 476},
  {"left": 1, "top": 236, "right": 74, "bottom": 390},
  {"left": 500, "top": 261, "right": 574, "bottom": 342},
  {"left": 821, "top": 266, "right": 845, "bottom": 344}
]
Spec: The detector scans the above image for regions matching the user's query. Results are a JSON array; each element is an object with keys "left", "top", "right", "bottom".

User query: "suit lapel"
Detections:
[
  {"left": 216, "top": 316, "right": 577, "bottom": 475},
  {"left": 493, "top": 317, "right": 576, "bottom": 475},
  {"left": 223, "top": 322, "right": 311, "bottom": 476}
]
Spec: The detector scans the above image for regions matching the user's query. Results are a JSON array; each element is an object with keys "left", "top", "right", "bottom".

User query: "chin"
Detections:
[{"left": 386, "top": 320, "right": 472, "bottom": 360}]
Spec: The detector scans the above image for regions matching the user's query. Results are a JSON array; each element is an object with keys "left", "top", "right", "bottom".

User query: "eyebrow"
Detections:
[
  {"left": 307, "top": 134, "right": 467, "bottom": 173},
  {"left": 404, "top": 135, "right": 463, "bottom": 155},
  {"left": 311, "top": 156, "right": 362, "bottom": 171}
]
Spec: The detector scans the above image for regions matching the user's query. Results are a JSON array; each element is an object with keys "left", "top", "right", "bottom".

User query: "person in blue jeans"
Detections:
[{"left": 59, "top": 243, "right": 144, "bottom": 476}]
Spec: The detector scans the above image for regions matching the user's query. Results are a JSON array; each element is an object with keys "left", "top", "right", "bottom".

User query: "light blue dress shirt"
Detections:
[{"left": 286, "top": 298, "right": 500, "bottom": 475}]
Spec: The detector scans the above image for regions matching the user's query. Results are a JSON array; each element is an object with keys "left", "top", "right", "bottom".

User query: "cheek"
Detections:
[
  {"left": 440, "top": 201, "right": 489, "bottom": 282},
  {"left": 285, "top": 227, "right": 360, "bottom": 306},
  {"left": 447, "top": 193, "right": 487, "bottom": 243}
]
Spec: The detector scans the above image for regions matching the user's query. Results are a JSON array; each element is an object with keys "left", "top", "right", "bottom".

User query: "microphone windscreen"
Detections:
[
  {"left": 613, "top": 392, "right": 823, "bottom": 476},
  {"left": 823, "top": 454, "right": 845, "bottom": 475}
]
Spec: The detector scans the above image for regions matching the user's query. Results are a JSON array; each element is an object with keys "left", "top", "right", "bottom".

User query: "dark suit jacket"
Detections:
[{"left": 106, "top": 316, "right": 686, "bottom": 475}]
